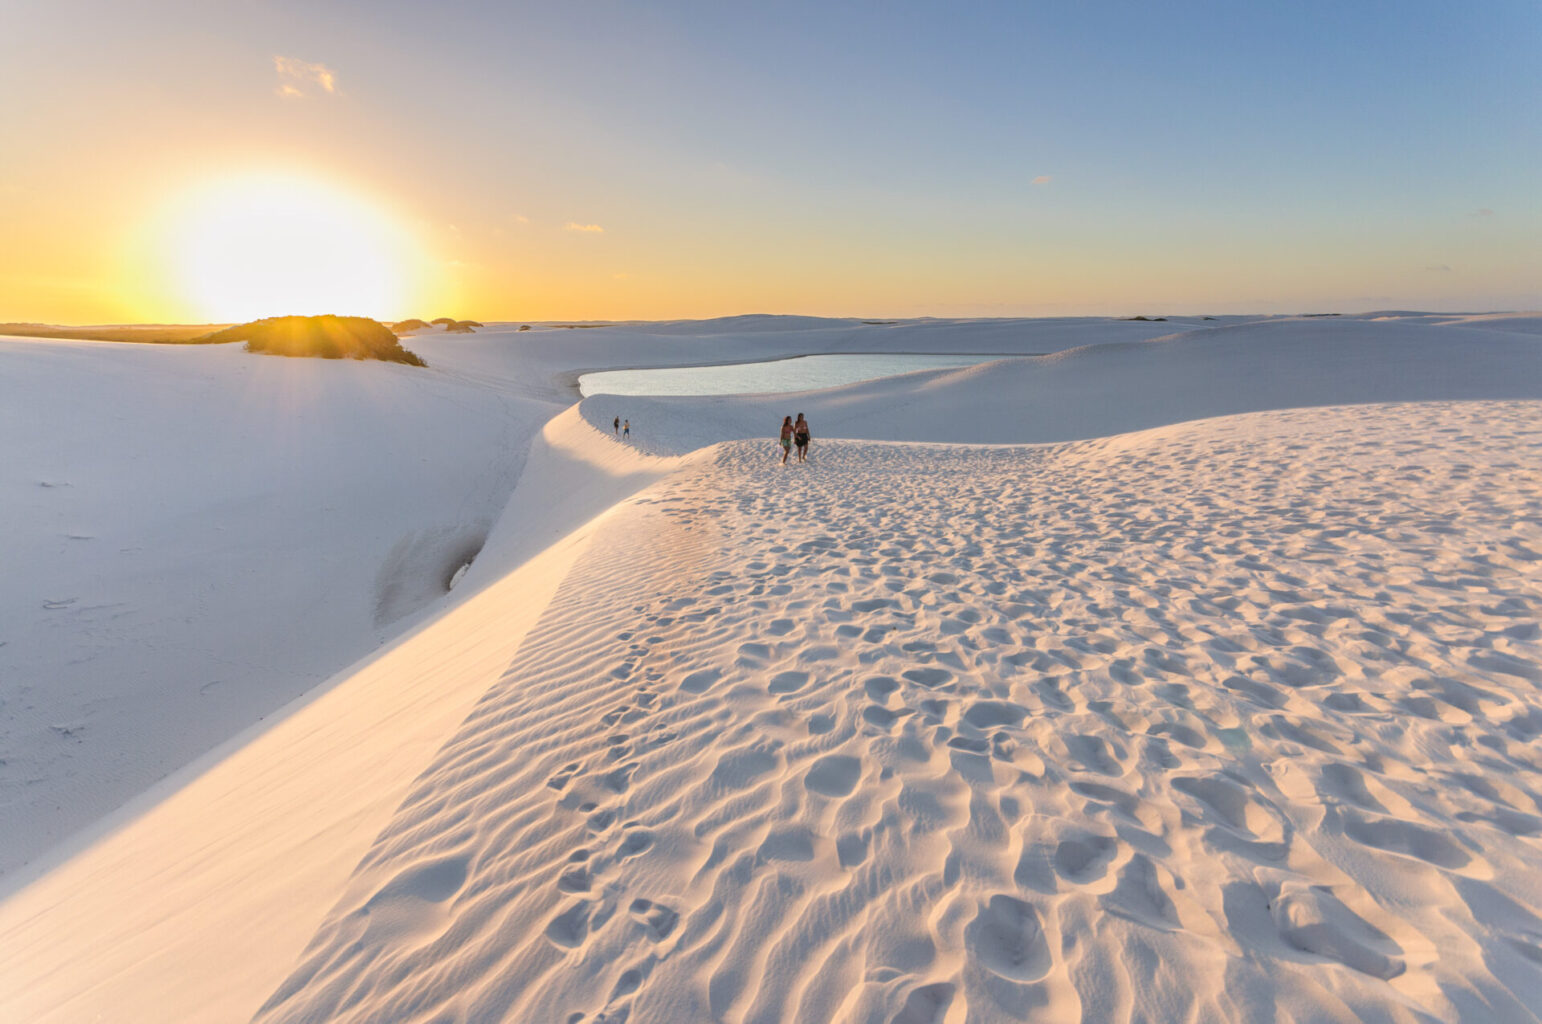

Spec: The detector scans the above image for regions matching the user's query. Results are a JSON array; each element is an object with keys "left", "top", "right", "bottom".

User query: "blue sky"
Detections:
[{"left": 3, "top": 0, "right": 1538, "bottom": 319}]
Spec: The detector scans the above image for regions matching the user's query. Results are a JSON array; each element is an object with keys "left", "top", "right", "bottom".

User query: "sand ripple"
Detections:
[{"left": 255, "top": 401, "right": 1542, "bottom": 1024}]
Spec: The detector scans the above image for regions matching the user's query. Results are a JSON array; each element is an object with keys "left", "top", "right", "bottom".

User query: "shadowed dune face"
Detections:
[{"left": 255, "top": 400, "right": 1542, "bottom": 1024}]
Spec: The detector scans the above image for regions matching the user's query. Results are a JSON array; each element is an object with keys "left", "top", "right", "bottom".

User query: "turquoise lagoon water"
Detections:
[{"left": 578, "top": 353, "right": 1000, "bottom": 397}]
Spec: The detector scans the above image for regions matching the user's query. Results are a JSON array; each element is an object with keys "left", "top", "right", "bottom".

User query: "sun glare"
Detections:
[{"left": 168, "top": 174, "right": 418, "bottom": 323}]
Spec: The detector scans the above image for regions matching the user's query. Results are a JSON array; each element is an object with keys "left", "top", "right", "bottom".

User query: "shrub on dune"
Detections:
[
  {"left": 199, "top": 315, "right": 427, "bottom": 366},
  {"left": 391, "top": 318, "right": 431, "bottom": 333}
]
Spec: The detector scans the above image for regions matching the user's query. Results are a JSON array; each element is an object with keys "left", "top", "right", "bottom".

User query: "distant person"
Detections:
[
  {"left": 794, "top": 413, "right": 811, "bottom": 463},
  {"left": 778, "top": 415, "right": 794, "bottom": 465},
  {"left": 623, "top": 419, "right": 630, "bottom": 438},
  {"left": 613, "top": 415, "right": 620, "bottom": 437}
]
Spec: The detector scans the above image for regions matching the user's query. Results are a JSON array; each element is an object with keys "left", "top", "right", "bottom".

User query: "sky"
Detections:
[{"left": 2, "top": 0, "right": 1538, "bottom": 323}]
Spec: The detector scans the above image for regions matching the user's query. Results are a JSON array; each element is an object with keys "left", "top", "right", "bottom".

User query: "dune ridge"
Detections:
[{"left": 0, "top": 407, "right": 681, "bottom": 1024}]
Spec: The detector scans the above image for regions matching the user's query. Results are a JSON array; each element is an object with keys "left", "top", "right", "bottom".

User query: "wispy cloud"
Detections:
[
  {"left": 1031, "top": 175, "right": 1052, "bottom": 185},
  {"left": 274, "top": 56, "right": 337, "bottom": 99},
  {"left": 565, "top": 222, "right": 604, "bottom": 233},
  {"left": 1469, "top": 208, "right": 1495, "bottom": 218},
  {"left": 1424, "top": 264, "right": 1453, "bottom": 272}
]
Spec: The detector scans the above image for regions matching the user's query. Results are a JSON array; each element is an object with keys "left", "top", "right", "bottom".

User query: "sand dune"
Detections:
[
  {"left": 2, "top": 315, "right": 1540, "bottom": 1023},
  {"left": 0, "top": 407, "right": 681, "bottom": 1024},
  {"left": 580, "top": 315, "right": 1542, "bottom": 453},
  {"left": 249, "top": 401, "right": 1542, "bottom": 1023},
  {"left": 0, "top": 337, "right": 557, "bottom": 876}
]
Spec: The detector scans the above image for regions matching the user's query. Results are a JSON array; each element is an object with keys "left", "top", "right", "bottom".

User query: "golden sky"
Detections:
[{"left": 2, "top": 1, "right": 1537, "bottom": 324}]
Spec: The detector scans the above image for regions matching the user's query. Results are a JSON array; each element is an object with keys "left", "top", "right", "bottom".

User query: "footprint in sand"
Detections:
[
  {"left": 758, "top": 825, "right": 816, "bottom": 862},
  {"left": 891, "top": 983, "right": 955, "bottom": 1024},
  {"left": 1272, "top": 885, "right": 1405, "bottom": 980},
  {"left": 601, "top": 763, "right": 636, "bottom": 793},
  {"left": 1069, "top": 780, "right": 1152, "bottom": 828},
  {"left": 545, "top": 900, "right": 592, "bottom": 948},
  {"left": 1172, "top": 774, "right": 1260, "bottom": 834},
  {"left": 961, "top": 700, "right": 1026, "bottom": 729},
  {"left": 680, "top": 667, "right": 722, "bottom": 694},
  {"left": 902, "top": 667, "right": 953, "bottom": 689},
  {"left": 865, "top": 676, "right": 900, "bottom": 702},
  {"left": 356, "top": 856, "right": 469, "bottom": 946},
  {"left": 1317, "top": 763, "right": 1386, "bottom": 812},
  {"left": 1341, "top": 810, "right": 1473, "bottom": 870},
  {"left": 611, "top": 966, "right": 644, "bottom": 999},
  {"left": 709, "top": 746, "right": 779, "bottom": 789},
  {"left": 546, "top": 762, "right": 582, "bottom": 790},
  {"left": 737, "top": 642, "right": 772, "bottom": 667},
  {"left": 804, "top": 754, "right": 862, "bottom": 797},
  {"left": 628, "top": 898, "right": 679, "bottom": 941},
  {"left": 557, "top": 861, "right": 592, "bottom": 894},
  {"left": 964, "top": 894, "right": 1052, "bottom": 982},
  {"left": 1104, "top": 853, "right": 1181, "bottom": 930},
  {"left": 836, "top": 831, "right": 869, "bottom": 868},
  {"left": 769, "top": 670, "right": 810, "bottom": 695},
  {"left": 1145, "top": 720, "right": 1207, "bottom": 750},
  {"left": 1063, "top": 734, "right": 1125, "bottom": 776},
  {"left": 1052, "top": 832, "right": 1120, "bottom": 886},
  {"left": 617, "top": 828, "right": 655, "bottom": 858}
]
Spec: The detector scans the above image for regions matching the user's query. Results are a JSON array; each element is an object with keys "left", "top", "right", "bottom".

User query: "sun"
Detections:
[{"left": 166, "top": 173, "right": 420, "bottom": 323}]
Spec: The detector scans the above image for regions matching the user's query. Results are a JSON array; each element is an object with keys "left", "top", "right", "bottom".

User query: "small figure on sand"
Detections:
[
  {"left": 623, "top": 419, "right": 630, "bottom": 439},
  {"left": 613, "top": 416, "right": 620, "bottom": 437},
  {"left": 778, "top": 415, "right": 794, "bottom": 465},
  {"left": 794, "top": 413, "right": 811, "bottom": 462}
]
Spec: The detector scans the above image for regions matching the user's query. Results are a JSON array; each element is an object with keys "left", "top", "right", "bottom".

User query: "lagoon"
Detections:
[{"left": 578, "top": 352, "right": 1001, "bottom": 397}]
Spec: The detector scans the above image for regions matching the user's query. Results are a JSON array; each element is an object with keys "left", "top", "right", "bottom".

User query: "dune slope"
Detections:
[
  {"left": 0, "top": 337, "right": 554, "bottom": 877},
  {"left": 0, "top": 408, "right": 682, "bottom": 1024},
  {"left": 255, "top": 401, "right": 1542, "bottom": 1024},
  {"left": 584, "top": 316, "right": 1542, "bottom": 453}
]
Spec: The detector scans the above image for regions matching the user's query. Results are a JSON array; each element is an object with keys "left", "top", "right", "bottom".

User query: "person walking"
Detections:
[
  {"left": 613, "top": 416, "right": 620, "bottom": 437},
  {"left": 778, "top": 415, "right": 794, "bottom": 465},
  {"left": 793, "top": 413, "right": 811, "bottom": 463},
  {"left": 622, "top": 419, "right": 630, "bottom": 439}
]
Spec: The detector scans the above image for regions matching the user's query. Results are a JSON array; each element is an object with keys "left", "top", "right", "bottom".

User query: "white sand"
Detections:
[
  {"left": 2, "top": 313, "right": 1540, "bottom": 1022},
  {"left": 0, "top": 338, "right": 560, "bottom": 874}
]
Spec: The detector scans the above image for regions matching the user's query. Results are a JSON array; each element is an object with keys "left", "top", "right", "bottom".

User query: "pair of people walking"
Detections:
[
  {"left": 612, "top": 416, "right": 629, "bottom": 439},
  {"left": 778, "top": 413, "right": 812, "bottom": 465}
]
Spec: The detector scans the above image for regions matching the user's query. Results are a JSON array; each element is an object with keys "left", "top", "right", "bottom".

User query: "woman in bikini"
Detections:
[
  {"left": 793, "top": 413, "right": 811, "bottom": 463},
  {"left": 778, "top": 415, "right": 794, "bottom": 465}
]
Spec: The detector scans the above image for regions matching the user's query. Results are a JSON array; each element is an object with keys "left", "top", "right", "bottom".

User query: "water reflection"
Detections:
[{"left": 579, "top": 353, "right": 998, "bottom": 397}]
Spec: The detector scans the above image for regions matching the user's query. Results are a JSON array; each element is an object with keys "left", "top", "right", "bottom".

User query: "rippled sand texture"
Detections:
[{"left": 255, "top": 401, "right": 1542, "bottom": 1024}]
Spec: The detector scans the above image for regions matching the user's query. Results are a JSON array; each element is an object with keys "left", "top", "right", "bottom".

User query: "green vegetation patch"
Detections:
[
  {"left": 200, "top": 315, "right": 427, "bottom": 366},
  {"left": 0, "top": 323, "right": 230, "bottom": 344}
]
